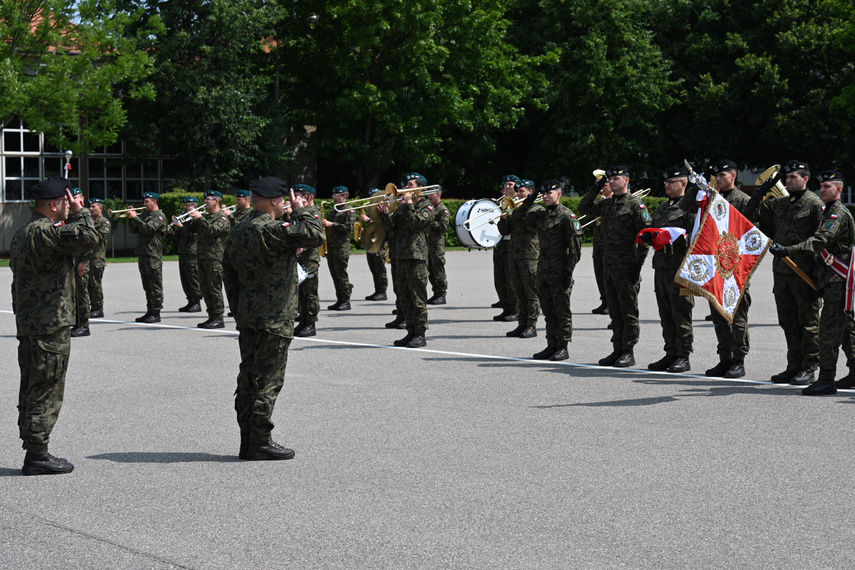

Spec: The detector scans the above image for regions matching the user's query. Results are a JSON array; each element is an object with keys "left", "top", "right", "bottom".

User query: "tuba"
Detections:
[{"left": 755, "top": 165, "right": 788, "bottom": 201}]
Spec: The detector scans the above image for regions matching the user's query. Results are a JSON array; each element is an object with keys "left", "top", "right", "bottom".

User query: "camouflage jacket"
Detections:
[
  {"left": 296, "top": 206, "right": 323, "bottom": 269},
  {"left": 10, "top": 209, "right": 99, "bottom": 336},
  {"left": 326, "top": 207, "right": 355, "bottom": 255},
  {"left": 389, "top": 198, "right": 434, "bottom": 261},
  {"left": 650, "top": 197, "right": 695, "bottom": 271},
  {"left": 230, "top": 207, "right": 252, "bottom": 228},
  {"left": 223, "top": 207, "right": 325, "bottom": 335},
  {"left": 747, "top": 189, "right": 824, "bottom": 277},
  {"left": 789, "top": 200, "right": 855, "bottom": 288},
  {"left": 497, "top": 203, "right": 543, "bottom": 260},
  {"left": 580, "top": 188, "right": 651, "bottom": 266},
  {"left": 128, "top": 209, "right": 167, "bottom": 258},
  {"left": 187, "top": 210, "right": 231, "bottom": 261},
  {"left": 168, "top": 222, "right": 198, "bottom": 256},
  {"left": 525, "top": 203, "right": 581, "bottom": 274},
  {"left": 428, "top": 201, "right": 450, "bottom": 252},
  {"left": 89, "top": 215, "right": 111, "bottom": 268}
]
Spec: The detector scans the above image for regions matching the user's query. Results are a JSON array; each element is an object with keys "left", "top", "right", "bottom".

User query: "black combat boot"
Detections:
[
  {"left": 506, "top": 324, "right": 526, "bottom": 337},
  {"left": 519, "top": 326, "right": 537, "bottom": 338},
  {"left": 614, "top": 351, "right": 635, "bottom": 368},
  {"left": 427, "top": 295, "right": 446, "bottom": 305},
  {"left": 394, "top": 333, "right": 415, "bottom": 347},
  {"left": 666, "top": 357, "right": 691, "bottom": 373},
  {"left": 89, "top": 308, "right": 104, "bottom": 318},
  {"left": 770, "top": 369, "right": 797, "bottom": 383},
  {"left": 705, "top": 359, "right": 732, "bottom": 377},
  {"left": 598, "top": 349, "right": 621, "bottom": 366},
  {"left": 533, "top": 345, "right": 556, "bottom": 360},
  {"left": 135, "top": 309, "right": 152, "bottom": 322},
  {"left": 648, "top": 355, "right": 676, "bottom": 371},
  {"left": 244, "top": 441, "right": 295, "bottom": 460},
  {"left": 22, "top": 452, "right": 74, "bottom": 475},
  {"left": 803, "top": 379, "right": 837, "bottom": 396},
  {"left": 140, "top": 311, "right": 161, "bottom": 324},
  {"left": 406, "top": 335, "right": 426, "bottom": 348},
  {"left": 591, "top": 302, "right": 608, "bottom": 315},
  {"left": 365, "top": 291, "right": 387, "bottom": 301},
  {"left": 296, "top": 323, "right": 316, "bottom": 337},
  {"left": 723, "top": 360, "right": 745, "bottom": 378},
  {"left": 70, "top": 326, "right": 90, "bottom": 337},
  {"left": 199, "top": 317, "right": 225, "bottom": 329},
  {"left": 836, "top": 371, "right": 855, "bottom": 390},
  {"left": 549, "top": 343, "right": 569, "bottom": 361},
  {"left": 385, "top": 316, "right": 405, "bottom": 329},
  {"left": 790, "top": 369, "right": 815, "bottom": 385}
]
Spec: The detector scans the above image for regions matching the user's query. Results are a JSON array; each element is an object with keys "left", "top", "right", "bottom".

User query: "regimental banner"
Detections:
[{"left": 675, "top": 192, "right": 770, "bottom": 323}]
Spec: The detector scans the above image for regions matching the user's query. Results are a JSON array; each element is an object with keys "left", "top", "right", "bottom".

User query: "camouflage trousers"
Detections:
[
  {"left": 235, "top": 328, "right": 291, "bottom": 445},
  {"left": 428, "top": 245, "right": 447, "bottom": 296},
  {"left": 326, "top": 250, "right": 353, "bottom": 302},
  {"left": 390, "top": 256, "right": 403, "bottom": 314},
  {"left": 818, "top": 282, "right": 855, "bottom": 381},
  {"left": 654, "top": 267, "right": 694, "bottom": 357},
  {"left": 199, "top": 258, "right": 224, "bottom": 319},
  {"left": 397, "top": 259, "right": 429, "bottom": 335},
  {"left": 298, "top": 261, "right": 320, "bottom": 324},
  {"left": 179, "top": 253, "right": 201, "bottom": 303},
  {"left": 537, "top": 270, "right": 573, "bottom": 344},
  {"left": 17, "top": 328, "right": 70, "bottom": 454},
  {"left": 774, "top": 272, "right": 820, "bottom": 371},
  {"left": 592, "top": 238, "right": 606, "bottom": 304},
  {"left": 493, "top": 240, "right": 517, "bottom": 309},
  {"left": 88, "top": 264, "right": 105, "bottom": 311},
  {"left": 75, "top": 267, "right": 90, "bottom": 328},
  {"left": 138, "top": 255, "right": 163, "bottom": 311},
  {"left": 366, "top": 248, "right": 388, "bottom": 294},
  {"left": 510, "top": 257, "right": 539, "bottom": 327},
  {"left": 604, "top": 262, "right": 642, "bottom": 351},
  {"left": 709, "top": 286, "right": 750, "bottom": 362}
]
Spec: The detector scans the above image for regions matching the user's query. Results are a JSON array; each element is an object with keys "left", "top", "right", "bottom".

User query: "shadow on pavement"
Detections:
[{"left": 87, "top": 452, "right": 240, "bottom": 463}]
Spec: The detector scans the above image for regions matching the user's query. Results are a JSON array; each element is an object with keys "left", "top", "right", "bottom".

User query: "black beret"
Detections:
[
  {"left": 816, "top": 170, "right": 845, "bottom": 184},
  {"left": 709, "top": 159, "right": 738, "bottom": 175},
  {"left": 250, "top": 177, "right": 289, "bottom": 198},
  {"left": 782, "top": 160, "right": 810, "bottom": 174},
  {"left": 29, "top": 177, "right": 71, "bottom": 200},
  {"left": 606, "top": 165, "right": 630, "bottom": 177},
  {"left": 662, "top": 166, "right": 689, "bottom": 180},
  {"left": 540, "top": 179, "right": 563, "bottom": 192}
]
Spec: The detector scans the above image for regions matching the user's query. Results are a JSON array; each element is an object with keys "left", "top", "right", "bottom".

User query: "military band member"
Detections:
[
  {"left": 11, "top": 177, "right": 98, "bottom": 474},
  {"left": 87, "top": 197, "right": 110, "bottom": 319},
  {"left": 185, "top": 190, "right": 231, "bottom": 328},
  {"left": 168, "top": 196, "right": 202, "bottom": 313},
  {"left": 590, "top": 182, "right": 612, "bottom": 316},
  {"left": 362, "top": 187, "right": 388, "bottom": 301},
  {"left": 520, "top": 180, "right": 582, "bottom": 361},
  {"left": 294, "top": 184, "right": 323, "bottom": 337},
  {"left": 222, "top": 177, "right": 325, "bottom": 460},
  {"left": 230, "top": 189, "right": 253, "bottom": 227},
  {"left": 642, "top": 167, "right": 695, "bottom": 373},
  {"left": 497, "top": 179, "right": 541, "bottom": 339},
  {"left": 378, "top": 173, "right": 434, "bottom": 347},
  {"left": 770, "top": 170, "right": 855, "bottom": 396},
  {"left": 492, "top": 175, "right": 519, "bottom": 321},
  {"left": 325, "top": 186, "right": 355, "bottom": 311},
  {"left": 746, "top": 160, "right": 824, "bottom": 385},
  {"left": 580, "top": 165, "right": 651, "bottom": 367},
  {"left": 70, "top": 187, "right": 92, "bottom": 337},
  {"left": 127, "top": 191, "right": 167, "bottom": 323},
  {"left": 426, "top": 185, "right": 450, "bottom": 305}
]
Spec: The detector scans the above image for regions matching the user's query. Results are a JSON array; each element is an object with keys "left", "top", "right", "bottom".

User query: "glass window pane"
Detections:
[
  {"left": 126, "top": 163, "right": 143, "bottom": 179},
  {"left": 5, "top": 156, "right": 22, "bottom": 177},
  {"left": 22, "top": 131, "right": 40, "bottom": 152},
  {"left": 89, "top": 180, "right": 106, "bottom": 200},
  {"left": 23, "top": 157, "right": 40, "bottom": 178},
  {"left": 162, "top": 159, "right": 180, "bottom": 178},
  {"left": 5, "top": 179, "right": 23, "bottom": 201},
  {"left": 106, "top": 140, "right": 122, "bottom": 154},
  {"left": 105, "top": 158, "right": 123, "bottom": 179},
  {"left": 4, "top": 131, "right": 21, "bottom": 152},
  {"left": 44, "top": 156, "right": 71, "bottom": 179},
  {"left": 23, "top": 179, "right": 39, "bottom": 199},
  {"left": 43, "top": 140, "right": 60, "bottom": 153},
  {"left": 106, "top": 179, "right": 124, "bottom": 200},
  {"left": 143, "top": 180, "right": 160, "bottom": 194},
  {"left": 89, "top": 158, "right": 105, "bottom": 177},
  {"left": 126, "top": 180, "right": 141, "bottom": 201},
  {"left": 143, "top": 159, "right": 159, "bottom": 179}
]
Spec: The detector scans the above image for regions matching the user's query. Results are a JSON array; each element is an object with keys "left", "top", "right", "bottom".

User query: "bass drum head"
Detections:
[{"left": 454, "top": 199, "right": 503, "bottom": 249}]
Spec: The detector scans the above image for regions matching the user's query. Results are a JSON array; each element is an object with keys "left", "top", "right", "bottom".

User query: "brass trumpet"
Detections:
[
  {"left": 755, "top": 164, "right": 788, "bottom": 201},
  {"left": 108, "top": 206, "right": 146, "bottom": 217},
  {"left": 580, "top": 187, "right": 651, "bottom": 229},
  {"left": 169, "top": 204, "right": 206, "bottom": 226}
]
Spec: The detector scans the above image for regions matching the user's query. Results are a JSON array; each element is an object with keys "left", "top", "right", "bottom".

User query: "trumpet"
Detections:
[
  {"left": 108, "top": 206, "right": 146, "bottom": 216},
  {"left": 223, "top": 204, "right": 237, "bottom": 214},
  {"left": 169, "top": 204, "right": 206, "bottom": 226},
  {"left": 580, "top": 187, "right": 651, "bottom": 229},
  {"left": 464, "top": 194, "right": 544, "bottom": 231},
  {"left": 755, "top": 164, "right": 788, "bottom": 201}
]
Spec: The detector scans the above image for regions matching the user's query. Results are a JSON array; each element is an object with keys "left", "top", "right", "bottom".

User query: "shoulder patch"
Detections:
[
  {"left": 53, "top": 221, "right": 66, "bottom": 227},
  {"left": 573, "top": 220, "right": 580, "bottom": 230},
  {"left": 825, "top": 221, "right": 837, "bottom": 230},
  {"left": 281, "top": 222, "right": 292, "bottom": 227},
  {"left": 642, "top": 212, "right": 650, "bottom": 221},
  {"left": 428, "top": 205, "right": 434, "bottom": 211},
  {"left": 313, "top": 214, "right": 319, "bottom": 219},
  {"left": 570, "top": 212, "right": 577, "bottom": 218},
  {"left": 105, "top": 220, "right": 111, "bottom": 226},
  {"left": 830, "top": 214, "right": 839, "bottom": 219},
  {"left": 158, "top": 215, "right": 164, "bottom": 221},
  {"left": 639, "top": 204, "right": 646, "bottom": 209}
]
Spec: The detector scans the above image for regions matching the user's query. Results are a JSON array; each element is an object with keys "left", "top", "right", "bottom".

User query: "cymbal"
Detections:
[{"left": 361, "top": 223, "right": 387, "bottom": 254}]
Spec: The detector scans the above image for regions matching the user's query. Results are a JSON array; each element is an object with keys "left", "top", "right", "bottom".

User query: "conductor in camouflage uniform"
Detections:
[
  {"left": 497, "top": 179, "right": 541, "bottom": 339},
  {"left": 378, "top": 172, "right": 434, "bottom": 348},
  {"left": 362, "top": 187, "right": 388, "bottom": 301},
  {"left": 223, "top": 177, "right": 325, "bottom": 460},
  {"left": 746, "top": 160, "right": 824, "bottom": 385},
  {"left": 127, "top": 191, "right": 167, "bottom": 323},
  {"left": 185, "top": 190, "right": 231, "bottom": 329},
  {"left": 641, "top": 166, "right": 696, "bottom": 373},
  {"left": 580, "top": 165, "right": 651, "bottom": 367},
  {"left": 492, "top": 175, "right": 519, "bottom": 321},
  {"left": 230, "top": 189, "right": 253, "bottom": 227},
  {"left": 87, "top": 197, "right": 110, "bottom": 319},
  {"left": 324, "top": 186, "right": 355, "bottom": 311},
  {"left": 11, "top": 177, "right": 99, "bottom": 475},
  {"left": 426, "top": 186, "right": 450, "bottom": 305},
  {"left": 771, "top": 170, "right": 855, "bottom": 396},
  {"left": 680, "top": 159, "right": 753, "bottom": 378},
  {"left": 295, "top": 184, "right": 323, "bottom": 337},
  {"left": 519, "top": 180, "right": 582, "bottom": 361},
  {"left": 168, "top": 196, "right": 202, "bottom": 313}
]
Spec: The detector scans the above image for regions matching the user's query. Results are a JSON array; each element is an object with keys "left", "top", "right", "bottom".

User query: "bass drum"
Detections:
[{"left": 455, "top": 199, "right": 503, "bottom": 249}]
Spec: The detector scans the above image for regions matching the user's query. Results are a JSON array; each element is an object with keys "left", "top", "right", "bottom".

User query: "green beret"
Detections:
[
  {"left": 293, "top": 184, "right": 317, "bottom": 196},
  {"left": 70, "top": 187, "right": 83, "bottom": 196},
  {"left": 89, "top": 197, "right": 105, "bottom": 205},
  {"left": 235, "top": 189, "right": 251, "bottom": 197},
  {"left": 332, "top": 186, "right": 349, "bottom": 195},
  {"left": 183, "top": 196, "right": 199, "bottom": 204},
  {"left": 142, "top": 191, "right": 161, "bottom": 201},
  {"left": 205, "top": 190, "right": 223, "bottom": 199},
  {"left": 368, "top": 187, "right": 381, "bottom": 196},
  {"left": 515, "top": 179, "right": 535, "bottom": 190},
  {"left": 501, "top": 175, "right": 521, "bottom": 187},
  {"left": 403, "top": 173, "right": 428, "bottom": 187},
  {"left": 29, "top": 177, "right": 71, "bottom": 200}
]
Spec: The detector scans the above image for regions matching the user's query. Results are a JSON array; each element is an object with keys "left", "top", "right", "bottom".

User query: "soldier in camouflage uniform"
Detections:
[
  {"left": 680, "top": 159, "right": 753, "bottom": 378},
  {"left": 230, "top": 189, "right": 253, "bottom": 227},
  {"left": 223, "top": 177, "right": 325, "bottom": 460},
  {"left": 746, "top": 160, "right": 824, "bottom": 385},
  {"left": 426, "top": 186, "right": 450, "bottom": 305},
  {"left": 127, "top": 191, "right": 167, "bottom": 323},
  {"left": 184, "top": 190, "right": 231, "bottom": 328},
  {"left": 492, "top": 175, "right": 520, "bottom": 320},
  {"left": 168, "top": 196, "right": 202, "bottom": 313},
  {"left": 361, "top": 187, "right": 388, "bottom": 301},
  {"left": 11, "top": 177, "right": 99, "bottom": 475},
  {"left": 497, "top": 179, "right": 542, "bottom": 339},
  {"left": 382, "top": 187, "right": 406, "bottom": 330},
  {"left": 771, "top": 170, "right": 855, "bottom": 396},
  {"left": 580, "top": 165, "right": 651, "bottom": 367},
  {"left": 87, "top": 197, "right": 111, "bottom": 319},
  {"left": 590, "top": 183, "right": 612, "bottom": 316},
  {"left": 641, "top": 166, "right": 696, "bottom": 373},
  {"left": 294, "top": 184, "right": 323, "bottom": 337},
  {"left": 324, "top": 186, "right": 356, "bottom": 310},
  {"left": 69, "top": 187, "right": 93, "bottom": 337},
  {"left": 518, "top": 180, "right": 582, "bottom": 361},
  {"left": 378, "top": 172, "right": 434, "bottom": 348}
]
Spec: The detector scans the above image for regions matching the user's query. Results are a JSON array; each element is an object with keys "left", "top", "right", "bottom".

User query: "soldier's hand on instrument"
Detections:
[
  {"left": 77, "top": 261, "right": 87, "bottom": 277},
  {"left": 127, "top": 208, "right": 138, "bottom": 219},
  {"left": 769, "top": 242, "right": 789, "bottom": 257},
  {"left": 189, "top": 209, "right": 203, "bottom": 219},
  {"left": 323, "top": 219, "right": 333, "bottom": 228},
  {"left": 377, "top": 202, "right": 389, "bottom": 214},
  {"left": 755, "top": 178, "right": 776, "bottom": 196},
  {"left": 591, "top": 176, "right": 607, "bottom": 192}
]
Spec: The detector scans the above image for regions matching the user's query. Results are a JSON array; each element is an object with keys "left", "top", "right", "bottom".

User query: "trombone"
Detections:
[
  {"left": 580, "top": 187, "right": 651, "bottom": 229},
  {"left": 464, "top": 194, "right": 544, "bottom": 231},
  {"left": 108, "top": 206, "right": 146, "bottom": 217},
  {"left": 332, "top": 183, "right": 442, "bottom": 212}
]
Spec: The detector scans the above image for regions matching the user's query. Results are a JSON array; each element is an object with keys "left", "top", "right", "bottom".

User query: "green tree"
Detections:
[{"left": 0, "top": 0, "right": 158, "bottom": 151}]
